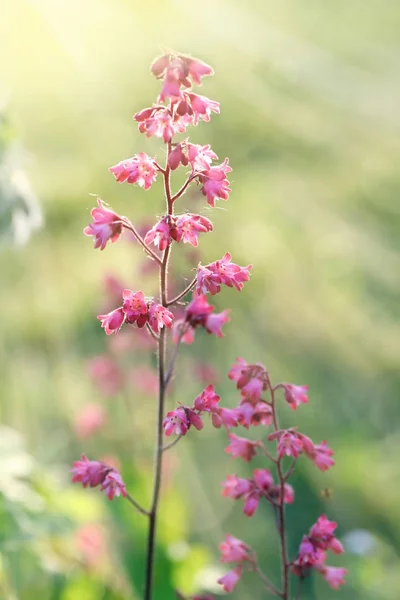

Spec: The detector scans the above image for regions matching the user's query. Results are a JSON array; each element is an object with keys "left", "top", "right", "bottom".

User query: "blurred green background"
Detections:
[{"left": 1, "top": 0, "right": 400, "bottom": 599}]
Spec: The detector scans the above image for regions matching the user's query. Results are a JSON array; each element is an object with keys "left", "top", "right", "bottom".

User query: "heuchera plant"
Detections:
[{"left": 71, "top": 51, "right": 347, "bottom": 600}]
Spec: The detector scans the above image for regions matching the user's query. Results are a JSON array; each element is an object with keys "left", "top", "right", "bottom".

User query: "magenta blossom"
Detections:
[
  {"left": 221, "top": 475, "right": 253, "bottom": 500},
  {"left": 134, "top": 106, "right": 184, "bottom": 143},
  {"left": 197, "top": 253, "right": 252, "bottom": 295},
  {"left": 183, "top": 92, "right": 220, "bottom": 125},
  {"left": 283, "top": 383, "right": 309, "bottom": 409},
  {"left": 225, "top": 433, "right": 261, "bottom": 462},
  {"left": 163, "top": 406, "right": 203, "bottom": 436},
  {"left": 151, "top": 53, "right": 213, "bottom": 91},
  {"left": 109, "top": 153, "right": 158, "bottom": 189},
  {"left": 318, "top": 565, "right": 347, "bottom": 590},
  {"left": 84, "top": 198, "right": 123, "bottom": 251},
  {"left": 217, "top": 567, "right": 242, "bottom": 593},
  {"left": 71, "top": 455, "right": 127, "bottom": 501},
  {"left": 174, "top": 213, "right": 213, "bottom": 246},
  {"left": 193, "top": 384, "right": 220, "bottom": 412},
  {"left": 173, "top": 294, "right": 229, "bottom": 344},
  {"left": 100, "top": 471, "right": 127, "bottom": 500},
  {"left": 204, "top": 310, "right": 230, "bottom": 337},
  {"left": 97, "top": 307, "right": 125, "bottom": 335},
  {"left": 148, "top": 303, "right": 174, "bottom": 334},
  {"left": 144, "top": 216, "right": 173, "bottom": 251},
  {"left": 219, "top": 534, "right": 252, "bottom": 563},
  {"left": 199, "top": 159, "right": 232, "bottom": 206},
  {"left": 122, "top": 289, "right": 148, "bottom": 324}
]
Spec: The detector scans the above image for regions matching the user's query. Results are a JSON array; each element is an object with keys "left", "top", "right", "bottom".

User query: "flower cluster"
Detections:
[
  {"left": 71, "top": 455, "right": 127, "bottom": 500},
  {"left": 84, "top": 198, "right": 124, "bottom": 251},
  {"left": 292, "top": 515, "right": 347, "bottom": 589},
  {"left": 222, "top": 469, "right": 294, "bottom": 517},
  {"left": 144, "top": 213, "right": 213, "bottom": 250},
  {"left": 196, "top": 253, "right": 252, "bottom": 295},
  {"left": 172, "top": 294, "right": 230, "bottom": 344},
  {"left": 98, "top": 289, "right": 174, "bottom": 335},
  {"left": 268, "top": 429, "right": 335, "bottom": 471},
  {"left": 109, "top": 152, "right": 158, "bottom": 189},
  {"left": 75, "top": 50, "right": 346, "bottom": 600},
  {"left": 217, "top": 535, "right": 255, "bottom": 593},
  {"left": 163, "top": 384, "right": 238, "bottom": 436},
  {"left": 214, "top": 359, "right": 345, "bottom": 594}
]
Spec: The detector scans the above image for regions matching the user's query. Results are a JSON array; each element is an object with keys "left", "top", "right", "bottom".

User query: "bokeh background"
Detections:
[{"left": 1, "top": 1, "right": 400, "bottom": 599}]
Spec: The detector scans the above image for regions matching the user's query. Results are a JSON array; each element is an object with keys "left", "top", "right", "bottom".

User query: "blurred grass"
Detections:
[{"left": 1, "top": 0, "right": 400, "bottom": 598}]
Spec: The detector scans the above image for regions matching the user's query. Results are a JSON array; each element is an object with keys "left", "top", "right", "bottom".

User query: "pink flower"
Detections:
[
  {"left": 84, "top": 198, "right": 123, "bottom": 250},
  {"left": 225, "top": 434, "right": 260, "bottom": 462},
  {"left": 162, "top": 406, "right": 203, "bottom": 436},
  {"left": 163, "top": 407, "right": 191, "bottom": 436},
  {"left": 97, "top": 307, "right": 125, "bottom": 335},
  {"left": 186, "top": 293, "right": 214, "bottom": 322},
  {"left": 240, "top": 378, "right": 264, "bottom": 403},
  {"left": 252, "top": 468, "right": 274, "bottom": 493},
  {"left": 184, "top": 92, "right": 220, "bottom": 124},
  {"left": 174, "top": 214, "right": 213, "bottom": 247},
  {"left": 175, "top": 294, "right": 229, "bottom": 343},
  {"left": 168, "top": 143, "right": 188, "bottom": 170},
  {"left": 122, "top": 289, "right": 148, "bottom": 324},
  {"left": 73, "top": 404, "right": 106, "bottom": 439},
  {"left": 134, "top": 106, "right": 177, "bottom": 143},
  {"left": 199, "top": 159, "right": 232, "bottom": 206},
  {"left": 312, "top": 441, "right": 335, "bottom": 471},
  {"left": 197, "top": 253, "right": 252, "bottom": 295},
  {"left": 100, "top": 471, "right": 127, "bottom": 500},
  {"left": 148, "top": 303, "right": 174, "bottom": 333},
  {"left": 283, "top": 384, "right": 309, "bottom": 410},
  {"left": 213, "top": 407, "right": 239, "bottom": 428},
  {"left": 229, "top": 358, "right": 267, "bottom": 389},
  {"left": 219, "top": 534, "right": 251, "bottom": 563},
  {"left": 204, "top": 310, "right": 230, "bottom": 337},
  {"left": 274, "top": 430, "right": 303, "bottom": 459},
  {"left": 172, "top": 319, "right": 195, "bottom": 344},
  {"left": 151, "top": 53, "right": 213, "bottom": 88},
  {"left": 109, "top": 153, "right": 158, "bottom": 190},
  {"left": 243, "top": 405, "right": 271, "bottom": 426},
  {"left": 310, "top": 515, "right": 344, "bottom": 554},
  {"left": 144, "top": 216, "right": 173, "bottom": 250},
  {"left": 221, "top": 475, "right": 252, "bottom": 499},
  {"left": 194, "top": 384, "right": 220, "bottom": 412},
  {"left": 71, "top": 456, "right": 127, "bottom": 501},
  {"left": 187, "top": 143, "right": 218, "bottom": 172},
  {"left": 71, "top": 455, "right": 111, "bottom": 488},
  {"left": 217, "top": 567, "right": 242, "bottom": 593},
  {"left": 243, "top": 492, "right": 260, "bottom": 517},
  {"left": 318, "top": 565, "right": 347, "bottom": 590}
]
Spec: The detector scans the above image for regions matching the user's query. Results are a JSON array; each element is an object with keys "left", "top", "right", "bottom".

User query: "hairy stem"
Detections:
[
  {"left": 122, "top": 219, "right": 162, "bottom": 265},
  {"left": 166, "top": 276, "right": 197, "bottom": 306},
  {"left": 170, "top": 174, "right": 197, "bottom": 203},
  {"left": 270, "top": 386, "right": 290, "bottom": 600},
  {"left": 144, "top": 151, "right": 173, "bottom": 600}
]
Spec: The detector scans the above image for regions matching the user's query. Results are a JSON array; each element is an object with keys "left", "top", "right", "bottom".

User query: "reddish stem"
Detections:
[
  {"left": 166, "top": 276, "right": 197, "bottom": 306},
  {"left": 170, "top": 174, "right": 197, "bottom": 203},
  {"left": 144, "top": 147, "right": 173, "bottom": 600},
  {"left": 121, "top": 218, "right": 162, "bottom": 265},
  {"left": 270, "top": 385, "right": 290, "bottom": 600}
]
